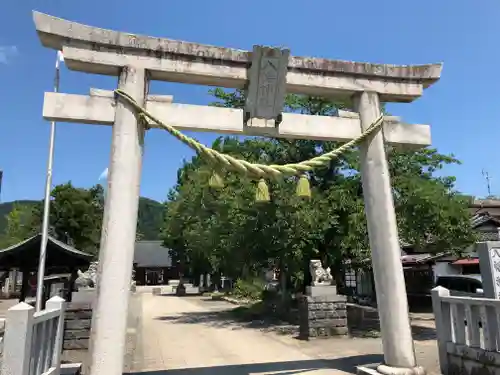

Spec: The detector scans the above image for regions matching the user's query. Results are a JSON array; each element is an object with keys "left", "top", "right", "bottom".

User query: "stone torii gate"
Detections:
[{"left": 33, "top": 11, "right": 441, "bottom": 375}]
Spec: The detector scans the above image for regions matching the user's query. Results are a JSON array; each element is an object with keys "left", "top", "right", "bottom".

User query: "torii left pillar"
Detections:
[{"left": 88, "top": 66, "right": 146, "bottom": 375}]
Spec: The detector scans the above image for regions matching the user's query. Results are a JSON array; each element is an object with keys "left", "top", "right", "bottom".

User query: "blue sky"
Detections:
[{"left": 0, "top": 0, "right": 498, "bottom": 203}]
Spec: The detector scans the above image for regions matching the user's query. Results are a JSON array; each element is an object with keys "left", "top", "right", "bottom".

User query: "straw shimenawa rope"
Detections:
[{"left": 114, "top": 89, "right": 385, "bottom": 200}]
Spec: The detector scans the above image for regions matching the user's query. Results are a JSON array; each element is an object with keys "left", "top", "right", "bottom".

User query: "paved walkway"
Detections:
[
  {"left": 134, "top": 293, "right": 357, "bottom": 374},
  {"left": 129, "top": 294, "right": 439, "bottom": 375}
]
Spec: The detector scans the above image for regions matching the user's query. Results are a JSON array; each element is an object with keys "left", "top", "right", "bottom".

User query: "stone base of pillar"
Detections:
[
  {"left": 175, "top": 284, "right": 186, "bottom": 296},
  {"left": 357, "top": 364, "right": 426, "bottom": 375}
]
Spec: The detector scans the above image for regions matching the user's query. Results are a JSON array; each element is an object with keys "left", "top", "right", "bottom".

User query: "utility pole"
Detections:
[{"left": 482, "top": 169, "right": 492, "bottom": 197}]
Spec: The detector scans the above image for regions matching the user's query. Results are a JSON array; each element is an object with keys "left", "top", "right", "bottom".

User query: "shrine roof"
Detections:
[
  {"left": 134, "top": 241, "right": 172, "bottom": 268},
  {"left": 0, "top": 234, "right": 93, "bottom": 271}
]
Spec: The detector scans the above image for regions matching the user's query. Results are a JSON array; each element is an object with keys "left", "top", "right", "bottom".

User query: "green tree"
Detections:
[
  {"left": 0, "top": 203, "right": 35, "bottom": 248},
  {"left": 161, "top": 88, "right": 476, "bottom": 293},
  {"left": 30, "top": 182, "right": 104, "bottom": 255}
]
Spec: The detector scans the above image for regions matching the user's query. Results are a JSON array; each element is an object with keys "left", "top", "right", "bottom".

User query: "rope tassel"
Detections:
[
  {"left": 209, "top": 171, "right": 224, "bottom": 189},
  {"left": 296, "top": 174, "right": 311, "bottom": 199},
  {"left": 255, "top": 178, "right": 270, "bottom": 202},
  {"left": 113, "top": 89, "right": 386, "bottom": 202}
]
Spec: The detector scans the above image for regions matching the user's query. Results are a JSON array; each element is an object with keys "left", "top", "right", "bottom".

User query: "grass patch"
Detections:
[{"left": 211, "top": 292, "right": 225, "bottom": 301}]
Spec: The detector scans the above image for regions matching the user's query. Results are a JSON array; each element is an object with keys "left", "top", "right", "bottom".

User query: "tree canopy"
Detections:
[
  {"left": 0, "top": 183, "right": 165, "bottom": 254},
  {"left": 161, "top": 89, "right": 476, "bottom": 290}
]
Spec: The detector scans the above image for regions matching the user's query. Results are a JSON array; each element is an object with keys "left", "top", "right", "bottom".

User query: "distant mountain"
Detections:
[
  {"left": 137, "top": 197, "right": 165, "bottom": 240},
  {"left": 0, "top": 197, "right": 164, "bottom": 240}
]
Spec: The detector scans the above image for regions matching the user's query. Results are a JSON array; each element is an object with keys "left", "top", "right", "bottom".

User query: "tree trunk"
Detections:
[{"left": 279, "top": 260, "right": 287, "bottom": 304}]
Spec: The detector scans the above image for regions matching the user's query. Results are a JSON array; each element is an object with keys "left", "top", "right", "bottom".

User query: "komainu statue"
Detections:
[
  {"left": 309, "top": 259, "right": 333, "bottom": 286},
  {"left": 75, "top": 261, "right": 99, "bottom": 288}
]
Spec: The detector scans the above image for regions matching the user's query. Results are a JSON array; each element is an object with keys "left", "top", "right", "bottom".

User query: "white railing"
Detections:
[
  {"left": 1, "top": 296, "right": 66, "bottom": 375},
  {"left": 0, "top": 318, "right": 5, "bottom": 355},
  {"left": 432, "top": 286, "right": 500, "bottom": 375}
]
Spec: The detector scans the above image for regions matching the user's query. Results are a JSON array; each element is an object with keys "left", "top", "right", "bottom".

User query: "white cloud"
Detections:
[
  {"left": 99, "top": 168, "right": 108, "bottom": 181},
  {"left": 0, "top": 46, "right": 18, "bottom": 64}
]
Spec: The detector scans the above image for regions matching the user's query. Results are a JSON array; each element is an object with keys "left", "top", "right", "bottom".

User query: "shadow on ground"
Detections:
[
  {"left": 154, "top": 305, "right": 437, "bottom": 341},
  {"left": 154, "top": 307, "right": 291, "bottom": 334},
  {"left": 125, "top": 354, "right": 383, "bottom": 375},
  {"left": 348, "top": 324, "right": 436, "bottom": 341},
  {"left": 411, "top": 325, "right": 437, "bottom": 340}
]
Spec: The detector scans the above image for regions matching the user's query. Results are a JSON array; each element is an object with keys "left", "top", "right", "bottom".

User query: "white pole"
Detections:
[
  {"left": 353, "top": 91, "right": 418, "bottom": 371},
  {"left": 89, "top": 66, "right": 146, "bottom": 375},
  {"left": 35, "top": 51, "right": 63, "bottom": 312}
]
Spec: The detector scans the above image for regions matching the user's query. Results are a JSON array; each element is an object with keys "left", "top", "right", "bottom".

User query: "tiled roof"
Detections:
[
  {"left": 469, "top": 199, "right": 500, "bottom": 219},
  {"left": 0, "top": 234, "right": 93, "bottom": 260},
  {"left": 471, "top": 212, "right": 500, "bottom": 228},
  {"left": 134, "top": 241, "right": 172, "bottom": 268},
  {"left": 477, "top": 231, "right": 500, "bottom": 241},
  {"left": 471, "top": 213, "right": 500, "bottom": 241}
]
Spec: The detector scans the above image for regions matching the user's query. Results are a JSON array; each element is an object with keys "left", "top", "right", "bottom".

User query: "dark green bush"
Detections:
[{"left": 233, "top": 278, "right": 265, "bottom": 301}]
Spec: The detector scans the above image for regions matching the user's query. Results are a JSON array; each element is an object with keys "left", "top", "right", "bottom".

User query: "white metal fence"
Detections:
[
  {"left": 1, "top": 296, "right": 66, "bottom": 375},
  {"left": 432, "top": 286, "right": 500, "bottom": 375}
]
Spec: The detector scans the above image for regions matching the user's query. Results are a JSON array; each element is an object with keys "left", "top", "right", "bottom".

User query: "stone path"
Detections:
[{"left": 128, "top": 294, "right": 440, "bottom": 375}]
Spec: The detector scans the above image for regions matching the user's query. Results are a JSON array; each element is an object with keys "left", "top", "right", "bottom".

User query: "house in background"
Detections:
[
  {"left": 469, "top": 198, "right": 500, "bottom": 219},
  {"left": 424, "top": 199, "right": 500, "bottom": 277},
  {"left": 341, "top": 198, "right": 500, "bottom": 304},
  {"left": 133, "top": 241, "right": 180, "bottom": 286},
  {"left": 402, "top": 199, "right": 500, "bottom": 279},
  {"left": 430, "top": 208, "right": 500, "bottom": 279}
]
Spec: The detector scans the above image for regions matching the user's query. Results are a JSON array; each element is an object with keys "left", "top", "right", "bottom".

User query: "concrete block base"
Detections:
[
  {"left": 72, "top": 289, "right": 97, "bottom": 306},
  {"left": 357, "top": 364, "right": 426, "bottom": 375},
  {"left": 298, "top": 294, "right": 348, "bottom": 340},
  {"left": 306, "top": 285, "right": 338, "bottom": 297},
  {"left": 60, "top": 363, "right": 83, "bottom": 375}
]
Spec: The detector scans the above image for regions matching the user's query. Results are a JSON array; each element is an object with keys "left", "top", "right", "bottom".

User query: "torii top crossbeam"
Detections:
[{"left": 33, "top": 11, "right": 441, "bottom": 103}]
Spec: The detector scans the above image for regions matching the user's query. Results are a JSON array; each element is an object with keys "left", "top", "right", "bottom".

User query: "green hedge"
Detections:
[{"left": 232, "top": 278, "right": 265, "bottom": 301}]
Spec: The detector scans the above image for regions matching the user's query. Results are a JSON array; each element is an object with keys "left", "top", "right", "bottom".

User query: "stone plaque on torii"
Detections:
[{"left": 33, "top": 11, "right": 441, "bottom": 375}]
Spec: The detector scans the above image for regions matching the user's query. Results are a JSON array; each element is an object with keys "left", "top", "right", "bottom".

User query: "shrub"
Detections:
[{"left": 233, "top": 278, "right": 265, "bottom": 301}]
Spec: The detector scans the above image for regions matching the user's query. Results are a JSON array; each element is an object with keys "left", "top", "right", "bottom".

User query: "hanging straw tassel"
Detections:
[
  {"left": 209, "top": 171, "right": 225, "bottom": 189},
  {"left": 296, "top": 174, "right": 311, "bottom": 199},
  {"left": 255, "top": 178, "right": 270, "bottom": 202}
]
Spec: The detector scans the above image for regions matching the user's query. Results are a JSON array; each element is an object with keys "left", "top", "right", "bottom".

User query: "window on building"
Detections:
[{"left": 462, "top": 265, "right": 480, "bottom": 275}]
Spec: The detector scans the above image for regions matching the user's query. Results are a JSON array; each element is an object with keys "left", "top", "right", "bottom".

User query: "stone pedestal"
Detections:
[
  {"left": 168, "top": 279, "right": 180, "bottom": 287},
  {"left": 175, "top": 284, "right": 186, "bottom": 296},
  {"left": 72, "top": 288, "right": 97, "bottom": 307},
  {"left": 298, "top": 294, "right": 348, "bottom": 339},
  {"left": 306, "top": 284, "right": 337, "bottom": 297}
]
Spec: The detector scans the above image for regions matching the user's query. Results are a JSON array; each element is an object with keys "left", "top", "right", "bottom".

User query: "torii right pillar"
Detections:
[{"left": 355, "top": 90, "right": 424, "bottom": 375}]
